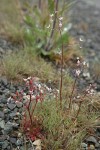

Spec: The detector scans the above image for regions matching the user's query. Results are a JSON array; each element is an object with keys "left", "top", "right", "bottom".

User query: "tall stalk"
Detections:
[
  {"left": 45, "top": 0, "right": 59, "bottom": 51},
  {"left": 38, "top": 0, "right": 42, "bottom": 10},
  {"left": 59, "top": 28, "right": 64, "bottom": 109},
  {"left": 69, "top": 78, "right": 77, "bottom": 109}
]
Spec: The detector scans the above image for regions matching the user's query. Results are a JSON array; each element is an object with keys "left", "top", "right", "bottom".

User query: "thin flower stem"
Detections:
[
  {"left": 69, "top": 78, "right": 77, "bottom": 109},
  {"left": 38, "top": 0, "right": 42, "bottom": 10},
  {"left": 75, "top": 101, "right": 82, "bottom": 118},
  {"left": 75, "top": 93, "right": 87, "bottom": 118},
  {"left": 59, "top": 28, "right": 64, "bottom": 110},
  {"left": 28, "top": 94, "right": 32, "bottom": 109},
  {"left": 31, "top": 101, "right": 37, "bottom": 117},
  {"left": 27, "top": 94, "right": 33, "bottom": 125},
  {"left": 27, "top": 107, "right": 33, "bottom": 125}
]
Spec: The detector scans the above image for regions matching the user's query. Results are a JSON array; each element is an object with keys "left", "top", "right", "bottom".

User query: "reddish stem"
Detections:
[
  {"left": 59, "top": 28, "right": 64, "bottom": 110},
  {"left": 27, "top": 107, "right": 33, "bottom": 125},
  {"left": 69, "top": 78, "right": 77, "bottom": 109},
  {"left": 75, "top": 93, "right": 87, "bottom": 118},
  {"left": 31, "top": 101, "right": 37, "bottom": 118}
]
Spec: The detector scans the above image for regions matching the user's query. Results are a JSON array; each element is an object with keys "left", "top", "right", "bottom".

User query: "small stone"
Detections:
[
  {"left": 10, "top": 137, "right": 17, "bottom": 144},
  {"left": 16, "top": 139, "right": 22, "bottom": 146},
  {"left": 0, "top": 103, "right": 4, "bottom": 108},
  {"left": 16, "top": 101, "right": 23, "bottom": 108},
  {"left": 0, "top": 47, "right": 4, "bottom": 54},
  {"left": 83, "top": 72, "right": 91, "bottom": 80},
  {"left": 86, "top": 136, "right": 97, "bottom": 145},
  {"left": 33, "top": 139, "right": 41, "bottom": 146},
  {"left": 1, "top": 77, "right": 8, "bottom": 86},
  {"left": 0, "top": 111, "right": 4, "bottom": 119},
  {"left": 12, "top": 122, "right": 19, "bottom": 129},
  {"left": 0, "top": 135, "right": 8, "bottom": 142},
  {"left": 9, "top": 112, "right": 16, "bottom": 119},
  {"left": 13, "top": 108, "right": 18, "bottom": 113},
  {"left": 89, "top": 144, "right": 95, "bottom": 150},
  {"left": 0, "top": 120, "right": 5, "bottom": 129},
  {"left": 0, "top": 95, "right": 7, "bottom": 104},
  {"left": 4, "top": 122, "right": 13, "bottom": 134},
  {"left": 81, "top": 142, "right": 88, "bottom": 148},
  {"left": 3, "top": 108, "right": 10, "bottom": 114},
  {"left": 95, "top": 142, "right": 100, "bottom": 148},
  {"left": 2, "top": 140, "right": 9, "bottom": 149},
  {"left": 7, "top": 103, "right": 16, "bottom": 110},
  {"left": 18, "top": 133, "right": 22, "bottom": 138}
]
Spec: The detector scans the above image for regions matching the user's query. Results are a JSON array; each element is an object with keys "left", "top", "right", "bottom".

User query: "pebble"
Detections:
[
  {"left": 89, "top": 144, "right": 95, "bottom": 150},
  {"left": 86, "top": 136, "right": 97, "bottom": 145},
  {"left": 16, "top": 101, "right": 23, "bottom": 108},
  {"left": 2, "top": 140, "right": 9, "bottom": 149},
  {"left": 7, "top": 103, "right": 16, "bottom": 110},
  {"left": 81, "top": 142, "right": 88, "bottom": 149},
  {"left": 10, "top": 137, "right": 17, "bottom": 144},
  {"left": 0, "top": 120, "right": 5, "bottom": 129},
  {"left": 0, "top": 112, "right": 4, "bottom": 119}
]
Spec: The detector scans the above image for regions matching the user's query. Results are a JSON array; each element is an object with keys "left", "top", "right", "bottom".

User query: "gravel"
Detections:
[{"left": 69, "top": 1, "right": 100, "bottom": 149}]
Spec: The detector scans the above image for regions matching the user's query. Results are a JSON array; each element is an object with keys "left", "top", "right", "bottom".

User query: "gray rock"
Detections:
[
  {"left": 4, "top": 122, "right": 13, "bottom": 134},
  {"left": 13, "top": 108, "right": 18, "bottom": 113},
  {"left": 89, "top": 144, "right": 95, "bottom": 150},
  {"left": 16, "top": 139, "right": 22, "bottom": 146},
  {"left": 12, "top": 122, "right": 19, "bottom": 129},
  {"left": 0, "top": 135, "right": 8, "bottom": 142},
  {"left": 0, "top": 112, "right": 4, "bottom": 119},
  {"left": 7, "top": 103, "right": 16, "bottom": 110},
  {"left": 95, "top": 142, "right": 100, "bottom": 148},
  {"left": 0, "top": 120, "right": 5, "bottom": 129},
  {"left": 10, "top": 137, "right": 17, "bottom": 144},
  {"left": 0, "top": 77, "right": 8, "bottom": 86},
  {"left": 0, "top": 95, "right": 7, "bottom": 104},
  {"left": 0, "top": 103, "right": 4, "bottom": 108},
  {"left": 9, "top": 112, "right": 16, "bottom": 119},
  {"left": 3, "top": 108, "right": 10, "bottom": 114},
  {"left": 81, "top": 142, "right": 88, "bottom": 149},
  {"left": 16, "top": 101, "right": 23, "bottom": 108},
  {"left": 2, "top": 140, "right": 9, "bottom": 149},
  {"left": 86, "top": 136, "right": 97, "bottom": 145}
]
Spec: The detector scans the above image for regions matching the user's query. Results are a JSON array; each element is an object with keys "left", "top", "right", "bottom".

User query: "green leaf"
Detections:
[
  {"left": 24, "top": 15, "right": 34, "bottom": 27},
  {"left": 48, "top": 0, "right": 54, "bottom": 13},
  {"left": 41, "top": 49, "right": 52, "bottom": 56}
]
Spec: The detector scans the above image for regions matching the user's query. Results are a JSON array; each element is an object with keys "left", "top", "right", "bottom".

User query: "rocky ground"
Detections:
[
  {"left": 68, "top": 1, "right": 100, "bottom": 149},
  {"left": 68, "top": 0, "right": 100, "bottom": 92},
  {"left": 0, "top": 0, "right": 100, "bottom": 149}
]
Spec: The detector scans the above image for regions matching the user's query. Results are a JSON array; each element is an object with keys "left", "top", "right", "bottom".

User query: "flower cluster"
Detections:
[
  {"left": 75, "top": 57, "right": 89, "bottom": 77},
  {"left": 12, "top": 77, "right": 57, "bottom": 141}
]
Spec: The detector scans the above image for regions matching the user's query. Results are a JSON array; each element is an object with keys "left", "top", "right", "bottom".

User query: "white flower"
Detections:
[
  {"left": 77, "top": 59, "right": 80, "bottom": 66},
  {"left": 77, "top": 57, "right": 80, "bottom": 60},
  {"left": 50, "top": 14, "right": 54, "bottom": 17},
  {"left": 75, "top": 69, "right": 81, "bottom": 77},
  {"left": 59, "top": 17, "right": 63, "bottom": 21},
  {"left": 83, "top": 61, "right": 86, "bottom": 66},
  {"left": 59, "top": 22, "right": 62, "bottom": 28}
]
